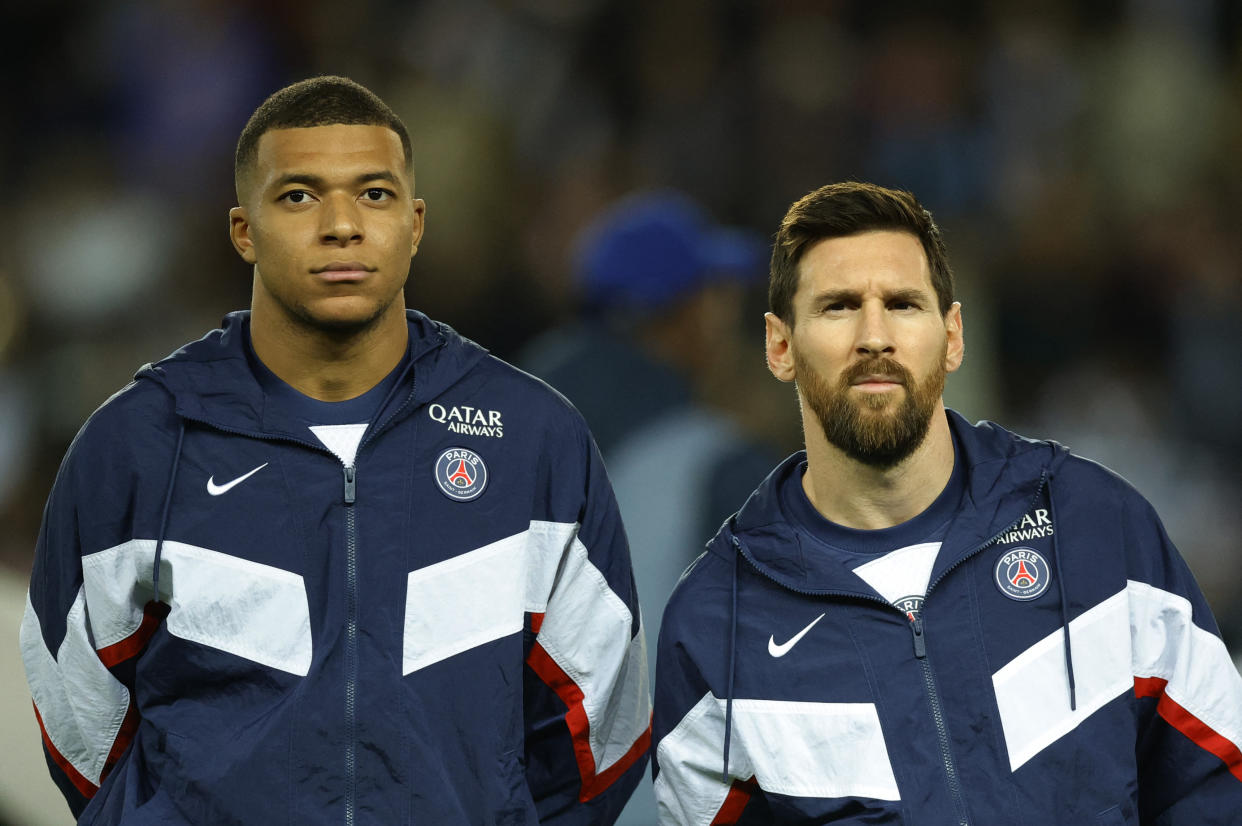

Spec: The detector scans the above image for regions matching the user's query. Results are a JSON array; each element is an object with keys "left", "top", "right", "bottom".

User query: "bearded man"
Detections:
[{"left": 650, "top": 181, "right": 1242, "bottom": 825}]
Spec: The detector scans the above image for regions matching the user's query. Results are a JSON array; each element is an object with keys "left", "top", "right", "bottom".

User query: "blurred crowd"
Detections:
[{"left": 2, "top": 0, "right": 1240, "bottom": 658}]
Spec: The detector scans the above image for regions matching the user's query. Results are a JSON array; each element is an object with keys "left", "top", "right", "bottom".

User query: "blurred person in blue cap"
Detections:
[
  {"left": 521, "top": 190, "right": 780, "bottom": 826},
  {"left": 577, "top": 191, "right": 765, "bottom": 317},
  {"left": 525, "top": 190, "right": 774, "bottom": 455}
]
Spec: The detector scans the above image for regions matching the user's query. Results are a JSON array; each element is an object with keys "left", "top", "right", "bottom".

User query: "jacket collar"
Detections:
[
  {"left": 133, "top": 310, "right": 488, "bottom": 443},
  {"left": 720, "top": 410, "right": 1068, "bottom": 595}
]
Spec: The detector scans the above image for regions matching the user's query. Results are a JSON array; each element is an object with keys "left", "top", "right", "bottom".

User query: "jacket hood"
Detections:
[
  {"left": 718, "top": 409, "right": 1072, "bottom": 595},
  {"left": 133, "top": 310, "right": 488, "bottom": 442}
]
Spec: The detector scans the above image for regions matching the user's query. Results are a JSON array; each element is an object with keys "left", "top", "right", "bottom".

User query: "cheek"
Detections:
[
  {"left": 383, "top": 226, "right": 417, "bottom": 264},
  {"left": 250, "top": 223, "right": 288, "bottom": 257},
  {"left": 795, "top": 330, "right": 851, "bottom": 367},
  {"left": 913, "top": 331, "right": 950, "bottom": 374}
]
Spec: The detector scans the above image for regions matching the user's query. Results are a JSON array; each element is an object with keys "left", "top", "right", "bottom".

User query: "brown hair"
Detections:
[{"left": 769, "top": 181, "right": 954, "bottom": 325}]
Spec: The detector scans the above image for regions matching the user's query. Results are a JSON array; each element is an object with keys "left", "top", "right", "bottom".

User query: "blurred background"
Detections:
[{"left": 2, "top": 0, "right": 1241, "bottom": 822}]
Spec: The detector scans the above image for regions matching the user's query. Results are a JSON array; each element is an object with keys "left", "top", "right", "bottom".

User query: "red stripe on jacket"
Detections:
[
  {"left": 526, "top": 613, "right": 651, "bottom": 800},
  {"left": 1135, "top": 676, "right": 1242, "bottom": 782},
  {"left": 712, "top": 776, "right": 760, "bottom": 824}
]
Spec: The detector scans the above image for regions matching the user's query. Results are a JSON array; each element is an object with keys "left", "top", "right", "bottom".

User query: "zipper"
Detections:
[
  {"left": 911, "top": 617, "right": 969, "bottom": 826},
  {"left": 340, "top": 373, "right": 414, "bottom": 826},
  {"left": 343, "top": 464, "right": 358, "bottom": 826}
]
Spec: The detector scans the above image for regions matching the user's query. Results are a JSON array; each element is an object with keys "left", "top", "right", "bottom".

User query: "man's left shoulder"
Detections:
[
  {"left": 474, "top": 353, "right": 590, "bottom": 426},
  {"left": 428, "top": 352, "right": 592, "bottom": 459},
  {"left": 1055, "top": 450, "right": 1151, "bottom": 508}
]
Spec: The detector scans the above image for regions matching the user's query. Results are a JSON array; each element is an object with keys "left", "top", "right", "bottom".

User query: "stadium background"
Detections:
[{"left": 2, "top": 1, "right": 1240, "bottom": 822}]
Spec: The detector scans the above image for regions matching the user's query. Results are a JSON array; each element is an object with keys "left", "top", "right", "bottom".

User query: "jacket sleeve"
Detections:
[
  {"left": 523, "top": 422, "right": 651, "bottom": 824},
  {"left": 651, "top": 557, "right": 769, "bottom": 826},
  {"left": 20, "top": 451, "right": 127, "bottom": 816},
  {"left": 1123, "top": 490, "right": 1242, "bottom": 821},
  {"left": 19, "top": 401, "right": 170, "bottom": 819}
]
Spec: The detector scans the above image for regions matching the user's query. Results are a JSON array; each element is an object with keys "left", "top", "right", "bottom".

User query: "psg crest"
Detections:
[
  {"left": 994, "top": 548, "right": 1051, "bottom": 601},
  {"left": 434, "top": 447, "right": 488, "bottom": 502}
]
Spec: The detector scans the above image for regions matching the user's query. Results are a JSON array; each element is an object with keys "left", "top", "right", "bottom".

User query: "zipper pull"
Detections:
[
  {"left": 911, "top": 617, "right": 927, "bottom": 659},
  {"left": 343, "top": 465, "right": 356, "bottom": 504}
]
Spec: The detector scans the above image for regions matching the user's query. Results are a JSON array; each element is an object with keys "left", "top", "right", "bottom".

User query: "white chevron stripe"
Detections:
[
  {"left": 655, "top": 693, "right": 899, "bottom": 825},
  {"left": 81, "top": 539, "right": 312, "bottom": 676},
  {"left": 402, "top": 519, "right": 649, "bottom": 773},
  {"left": 20, "top": 590, "right": 129, "bottom": 788},
  {"left": 993, "top": 580, "right": 1242, "bottom": 772}
]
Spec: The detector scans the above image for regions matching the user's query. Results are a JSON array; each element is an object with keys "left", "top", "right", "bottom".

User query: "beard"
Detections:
[{"left": 795, "top": 346, "right": 946, "bottom": 470}]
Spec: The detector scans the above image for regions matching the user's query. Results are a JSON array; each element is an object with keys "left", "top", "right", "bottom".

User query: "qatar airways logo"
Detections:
[
  {"left": 428, "top": 403, "right": 504, "bottom": 438},
  {"left": 996, "top": 508, "right": 1053, "bottom": 545}
]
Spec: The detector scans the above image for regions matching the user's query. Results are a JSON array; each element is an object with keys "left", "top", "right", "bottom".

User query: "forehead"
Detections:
[
  {"left": 253, "top": 123, "right": 409, "bottom": 185},
  {"left": 795, "top": 229, "right": 932, "bottom": 299}
]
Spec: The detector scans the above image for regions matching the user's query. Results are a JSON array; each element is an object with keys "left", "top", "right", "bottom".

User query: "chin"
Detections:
[
  {"left": 855, "top": 395, "right": 902, "bottom": 414},
  {"left": 299, "top": 297, "right": 400, "bottom": 335}
]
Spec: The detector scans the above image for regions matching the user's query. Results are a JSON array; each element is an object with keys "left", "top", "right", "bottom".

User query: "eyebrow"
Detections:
[
  {"left": 811, "top": 287, "right": 931, "bottom": 304},
  {"left": 272, "top": 170, "right": 402, "bottom": 190}
]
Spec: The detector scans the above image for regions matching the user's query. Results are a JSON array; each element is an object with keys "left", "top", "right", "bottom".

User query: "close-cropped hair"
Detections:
[
  {"left": 769, "top": 181, "right": 955, "bottom": 325},
  {"left": 234, "top": 75, "right": 413, "bottom": 199}
]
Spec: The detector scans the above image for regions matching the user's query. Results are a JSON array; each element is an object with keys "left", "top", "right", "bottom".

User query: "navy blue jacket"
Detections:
[
  {"left": 653, "top": 411, "right": 1242, "bottom": 825},
  {"left": 21, "top": 311, "right": 650, "bottom": 825}
]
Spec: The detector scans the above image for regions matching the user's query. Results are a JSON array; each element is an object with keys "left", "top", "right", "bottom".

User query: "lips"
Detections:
[
  {"left": 312, "top": 262, "right": 375, "bottom": 281},
  {"left": 314, "top": 261, "right": 374, "bottom": 273}
]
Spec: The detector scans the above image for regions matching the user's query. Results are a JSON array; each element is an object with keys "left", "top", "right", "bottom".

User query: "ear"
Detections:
[
  {"left": 765, "top": 312, "right": 796, "bottom": 382},
  {"left": 944, "top": 301, "right": 964, "bottom": 373},
  {"left": 229, "top": 207, "right": 257, "bottom": 265},
  {"left": 410, "top": 198, "right": 426, "bottom": 257}
]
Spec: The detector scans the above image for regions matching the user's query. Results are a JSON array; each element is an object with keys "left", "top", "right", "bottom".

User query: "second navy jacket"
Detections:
[{"left": 653, "top": 411, "right": 1242, "bottom": 825}]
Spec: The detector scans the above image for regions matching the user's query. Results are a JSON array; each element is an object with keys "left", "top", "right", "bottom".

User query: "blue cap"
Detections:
[{"left": 575, "top": 191, "right": 767, "bottom": 312}]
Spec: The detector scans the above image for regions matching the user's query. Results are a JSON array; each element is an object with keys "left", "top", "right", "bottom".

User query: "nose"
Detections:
[
  {"left": 320, "top": 194, "right": 363, "bottom": 246},
  {"left": 855, "top": 301, "right": 895, "bottom": 356}
]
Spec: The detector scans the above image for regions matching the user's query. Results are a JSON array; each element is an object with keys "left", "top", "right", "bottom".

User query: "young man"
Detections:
[
  {"left": 651, "top": 182, "right": 1242, "bottom": 824},
  {"left": 21, "top": 76, "right": 650, "bottom": 825}
]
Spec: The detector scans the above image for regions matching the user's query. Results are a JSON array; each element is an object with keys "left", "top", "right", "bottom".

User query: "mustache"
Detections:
[{"left": 842, "top": 358, "right": 912, "bottom": 387}]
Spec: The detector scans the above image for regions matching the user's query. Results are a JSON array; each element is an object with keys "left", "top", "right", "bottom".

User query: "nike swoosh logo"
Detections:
[
  {"left": 206, "top": 463, "right": 269, "bottom": 496},
  {"left": 768, "top": 613, "right": 826, "bottom": 657}
]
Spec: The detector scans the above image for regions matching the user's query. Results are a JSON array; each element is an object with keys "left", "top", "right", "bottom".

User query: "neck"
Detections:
[
  {"left": 249, "top": 302, "right": 409, "bottom": 402},
  {"left": 801, "top": 402, "right": 955, "bottom": 530}
]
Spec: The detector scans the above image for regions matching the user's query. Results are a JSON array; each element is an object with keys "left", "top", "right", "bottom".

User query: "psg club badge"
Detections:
[
  {"left": 894, "top": 595, "right": 924, "bottom": 621},
  {"left": 434, "top": 447, "right": 488, "bottom": 502},
  {"left": 994, "top": 547, "right": 1051, "bottom": 601}
]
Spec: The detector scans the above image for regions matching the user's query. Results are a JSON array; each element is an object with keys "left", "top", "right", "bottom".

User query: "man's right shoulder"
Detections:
[
  {"left": 68, "top": 376, "right": 179, "bottom": 459},
  {"left": 661, "top": 542, "right": 735, "bottom": 633}
]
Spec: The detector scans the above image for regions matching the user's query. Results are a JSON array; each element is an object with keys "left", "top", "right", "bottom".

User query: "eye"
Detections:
[
  {"left": 278, "top": 190, "right": 315, "bottom": 205},
  {"left": 361, "top": 188, "right": 394, "bottom": 202},
  {"left": 821, "top": 299, "right": 854, "bottom": 313}
]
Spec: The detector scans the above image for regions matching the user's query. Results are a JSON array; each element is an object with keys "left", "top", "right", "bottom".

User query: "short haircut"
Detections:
[
  {"left": 234, "top": 75, "right": 413, "bottom": 200},
  {"left": 769, "top": 181, "right": 955, "bottom": 325}
]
